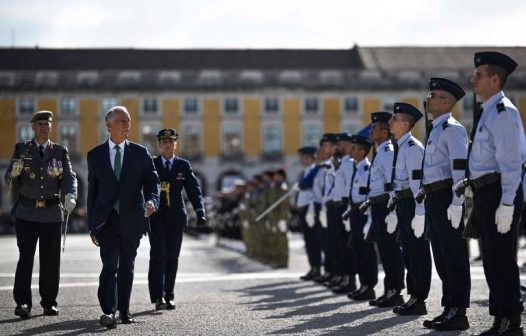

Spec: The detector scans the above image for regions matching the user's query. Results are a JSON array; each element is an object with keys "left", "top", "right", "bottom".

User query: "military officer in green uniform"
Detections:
[{"left": 4, "top": 110, "right": 77, "bottom": 319}]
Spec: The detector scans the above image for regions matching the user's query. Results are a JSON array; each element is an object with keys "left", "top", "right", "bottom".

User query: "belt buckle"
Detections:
[{"left": 35, "top": 200, "right": 46, "bottom": 208}]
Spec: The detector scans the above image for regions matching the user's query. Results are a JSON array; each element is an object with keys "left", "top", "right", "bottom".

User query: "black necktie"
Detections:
[
  {"left": 165, "top": 160, "right": 171, "bottom": 173},
  {"left": 389, "top": 142, "right": 399, "bottom": 191},
  {"left": 39, "top": 145, "right": 44, "bottom": 159},
  {"left": 349, "top": 161, "right": 357, "bottom": 204}
]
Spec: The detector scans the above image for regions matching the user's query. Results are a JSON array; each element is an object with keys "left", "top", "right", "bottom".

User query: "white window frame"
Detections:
[
  {"left": 262, "top": 97, "right": 281, "bottom": 115},
  {"left": 221, "top": 121, "right": 243, "bottom": 153},
  {"left": 57, "top": 121, "right": 80, "bottom": 154},
  {"left": 261, "top": 121, "right": 283, "bottom": 153},
  {"left": 17, "top": 96, "right": 36, "bottom": 116},
  {"left": 60, "top": 96, "right": 78, "bottom": 117},
  {"left": 140, "top": 96, "right": 160, "bottom": 116},
  {"left": 182, "top": 96, "right": 202, "bottom": 117}
]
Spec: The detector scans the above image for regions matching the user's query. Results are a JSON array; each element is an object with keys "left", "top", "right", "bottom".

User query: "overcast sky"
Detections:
[{"left": 0, "top": 0, "right": 525, "bottom": 49}]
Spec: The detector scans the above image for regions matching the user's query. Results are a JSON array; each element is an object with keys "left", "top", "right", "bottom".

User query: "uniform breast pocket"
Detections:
[
  {"left": 475, "top": 128, "right": 490, "bottom": 155},
  {"left": 425, "top": 144, "right": 436, "bottom": 163}
]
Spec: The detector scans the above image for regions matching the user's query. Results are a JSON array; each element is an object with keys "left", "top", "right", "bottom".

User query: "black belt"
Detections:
[
  {"left": 18, "top": 194, "right": 60, "bottom": 208},
  {"left": 470, "top": 173, "right": 500, "bottom": 190},
  {"left": 351, "top": 202, "right": 362, "bottom": 210},
  {"left": 395, "top": 188, "right": 413, "bottom": 200},
  {"left": 369, "top": 193, "right": 389, "bottom": 205},
  {"left": 422, "top": 178, "right": 453, "bottom": 194}
]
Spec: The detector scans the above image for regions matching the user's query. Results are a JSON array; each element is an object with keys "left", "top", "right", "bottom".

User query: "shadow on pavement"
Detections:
[{"left": 8, "top": 319, "right": 104, "bottom": 335}]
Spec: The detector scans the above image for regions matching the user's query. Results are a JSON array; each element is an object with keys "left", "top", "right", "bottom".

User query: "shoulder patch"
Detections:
[
  {"left": 384, "top": 145, "right": 392, "bottom": 152},
  {"left": 442, "top": 120, "right": 449, "bottom": 130},
  {"left": 364, "top": 164, "right": 369, "bottom": 171},
  {"left": 408, "top": 140, "right": 415, "bottom": 146},
  {"left": 497, "top": 102, "right": 506, "bottom": 113}
]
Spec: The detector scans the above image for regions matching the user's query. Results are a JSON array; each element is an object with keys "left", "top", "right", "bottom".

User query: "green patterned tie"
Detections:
[{"left": 114, "top": 145, "right": 121, "bottom": 212}]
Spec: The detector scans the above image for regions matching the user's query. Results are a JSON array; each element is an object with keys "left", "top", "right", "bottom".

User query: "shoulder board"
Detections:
[
  {"left": 364, "top": 164, "right": 370, "bottom": 171},
  {"left": 24, "top": 140, "right": 32, "bottom": 147},
  {"left": 384, "top": 145, "right": 392, "bottom": 152},
  {"left": 442, "top": 120, "right": 449, "bottom": 130},
  {"left": 62, "top": 146, "right": 69, "bottom": 154},
  {"left": 496, "top": 102, "right": 506, "bottom": 113},
  {"left": 408, "top": 140, "right": 415, "bottom": 146}
]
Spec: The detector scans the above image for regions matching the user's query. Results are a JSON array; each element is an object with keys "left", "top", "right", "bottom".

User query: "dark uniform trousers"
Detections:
[
  {"left": 148, "top": 211, "right": 185, "bottom": 302},
  {"left": 326, "top": 203, "right": 342, "bottom": 275},
  {"left": 474, "top": 182, "right": 523, "bottom": 317},
  {"left": 395, "top": 198, "right": 431, "bottom": 300},
  {"left": 14, "top": 219, "right": 61, "bottom": 309},
  {"left": 371, "top": 200, "right": 405, "bottom": 291},
  {"left": 316, "top": 203, "right": 334, "bottom": 274},
  {"left": 97, "top": 210, "right": 142, "bottom": 315},
  {"left": 298, "top": 206, "right": 322, "bottom": 268},
  {"left": 425, "top": 188, "right": 470, "bottom": 308},
  {"left": 349, "top": 209, "right": 378, "bottom": 287},
  {"left": 334, "top": 204, "right": 356, "bottom": 277}
]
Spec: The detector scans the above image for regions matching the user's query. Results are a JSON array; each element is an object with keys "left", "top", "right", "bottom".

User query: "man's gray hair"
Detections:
[{"left": 105, "top": 106, "right": 129, "bottom": 122}]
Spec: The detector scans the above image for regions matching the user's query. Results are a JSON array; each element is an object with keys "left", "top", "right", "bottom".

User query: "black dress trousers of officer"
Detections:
[
  {"left": 318, "top": 203, "right": 335, "bottom": 275},
  {"left": 335, "top": 204, "right": 356, "bottom": 277},
  {"left": 425, "top": 188, "right": 470, "bottom": 308},
  {"left": 474, "top": 182, "right": 524, "bottom": 317},
  {"left": 395, "top": 197, "right": 431, "bottom": 300},
  {"left": 326, "top": 203, "right": 344, "bottom": 276},
  {"left": 349, "top": 208, "right": 378, "bottom": 287},
  {"left": 371, "top": 200, "right": 405, "bottom": 291},
  {"left": 14, "top": 219, "right": 61, "bottom": 309},
  {"left": 148, "top": 156, "right": 205, "bottom": 303},
  {"left": 298, "top": 206, "right": 322, "bottom": 268}
]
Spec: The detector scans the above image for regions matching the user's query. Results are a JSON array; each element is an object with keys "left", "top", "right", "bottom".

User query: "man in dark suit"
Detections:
[
  {"left": 4, "top": 110, "right": 77, "bottom": 319},
  {"left": 87, "top": 106, "right": 160, "bottom": 329},
  {"left": 149, "top": 128, "right": 206, "bottom": 310}
]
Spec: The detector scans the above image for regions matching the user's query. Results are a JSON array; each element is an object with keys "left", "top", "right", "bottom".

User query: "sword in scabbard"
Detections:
[{"left": 255, "top": 182, "right": 299, "bottom": 222}]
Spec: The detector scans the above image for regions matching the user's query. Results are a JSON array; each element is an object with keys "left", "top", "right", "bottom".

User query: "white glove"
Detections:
[
  {"left": 343, "top": 219, "right": 351, "bottom": 232},
  {"left": 64, "top": 193, "right": 76, "bottom": 213},
  {"left": 278, "top": 219, "right": 288, "bottom": 233},
  {"left": 363, "top": 214, "right": 372, "bottom": 236},
  {"left": 242, "top": 220, "right": 249, "bottom": 229},
  {"left": 411, "top": 214, "right": 425, "bottom": 238},
  {"left": 386, "top": 212, "right": 397, "bottom": 234},
  {"left": 496, "top": 204, "right": 514, "bottom": 234},
  {"left": 447, "top": 204, "right": 463, "bottom": 229},
  {"left": 319, "top": 205, "right": 328, "bottom": 228},
  {"left": 10, "top": 159, "right": 23, "bottom": 178}
]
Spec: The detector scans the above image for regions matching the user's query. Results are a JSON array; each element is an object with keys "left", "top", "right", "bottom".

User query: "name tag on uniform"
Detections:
[{"left": 176, "top": 172, "right": 185, "bottom": 180}]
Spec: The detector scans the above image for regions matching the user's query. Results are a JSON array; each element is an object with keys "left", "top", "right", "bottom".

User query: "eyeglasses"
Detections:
[{"left": 427, "top": 92, "right": 448, "bottom": 100}]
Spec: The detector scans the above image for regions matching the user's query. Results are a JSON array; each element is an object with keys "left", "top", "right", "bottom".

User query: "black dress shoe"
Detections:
[
  {"left": 43, "top": 306, "right": 59, "bottom": 316},
  {"left": 300, "top": 269, "right": 314, "bottom": 281},
  {"left": 479, "top": 316, "right": 523, "bottom": 336},
  {"left": 351, "top": 286, "right": 376, "bottom": 301},
  {"left": 119, "top": 311, "right": 135, "bottom": 324},
  {"left": 332, "top": 277, "right": 356, "bottom": 294},
  {"left": 14, "top": 304, "right": 31, "bottom": 319},
  {"left": 393, "top": 297, "right": 427, "bottom": 315},
  {"left": 316, "top": 272, "right": 332, "bottom": 284},
  {"left": 423, "top": 307, "right": 449, "bottom": 328},
  {"left": 100, "top": 314, "right": 117, "bottom": 329},
  {"left": 432, "top": 307, "right": 469, "bottom": 331},
  {"left": 369, "top": 292, "right": 386, "bottom": 306},
  {"left": 375, "top": 290, "right": 404, "bottom": 308},
  {"left": 166, "top": 299, "right": 176, "bottom": 310},
  {"left": 155, "top": 298, "right": 167, "bottom": 310}
]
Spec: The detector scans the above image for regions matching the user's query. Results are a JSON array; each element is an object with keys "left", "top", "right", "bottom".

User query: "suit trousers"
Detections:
[
  {"left": 148, "top": 211, "right": 185, "bottom": 302},
  {"left": 298, "top": 206, "right": 322, "bottom": 268},
  {"left": 96, "top": 210, "right": 142, "bottom": 315},
  {"left": 474, "top": 182, "right": 523, "bottom": 317},
  {"left": 371, "top": 200, "right": 405, "bottom": 292},
  {"left": 14, "top": 218, "right": 61, "bottom": 309},
  {"left": 395, "top": 198, "right": 431, "bottom": 300},
  {"left": 349, "top": 208, "right": 378, "bottom": 287},
  {"left": 425, "top": 188, "right": 470, "bottom": 308}
]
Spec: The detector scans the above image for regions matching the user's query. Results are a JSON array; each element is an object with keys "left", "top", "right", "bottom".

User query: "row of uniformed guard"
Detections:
[{"left": 294, "top": 51, "right": 526, "bottom": 335}]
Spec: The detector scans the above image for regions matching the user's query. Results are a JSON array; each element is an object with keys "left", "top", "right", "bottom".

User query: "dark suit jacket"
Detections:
[
  {"left": 87, "top": 140, "right": 160, "bottom": 235},
  {"left": 152, "top": 155, "right": 204, "bottom": 227}
]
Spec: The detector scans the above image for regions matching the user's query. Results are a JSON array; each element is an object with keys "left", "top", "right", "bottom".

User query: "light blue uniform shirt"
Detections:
[
  {"left": 313, "top": 159, "right": 330, "bottom": 204},
  {"left": 297, "top": 163, "right": 316, "bottom": 208},
  {"left": 422, "top": 113, "right": 467, "bottom": 206},
  {"left": 350, "top": 158, "right": 370, "bottom": 204},
  {"left": 369, "top": 140, "right": 394, "bottom": 198},
  {"left": 394, "top": 132, "right": 425, "bottom": 215},
  {"left": 469, "top": 91, "right": 525, "bottom": 205},
  {"left": 334, "top": 155, "right": 355, "bottom": 202},
  {"left": 324, "top": 159, "right": 338, "bottom": 203}
]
